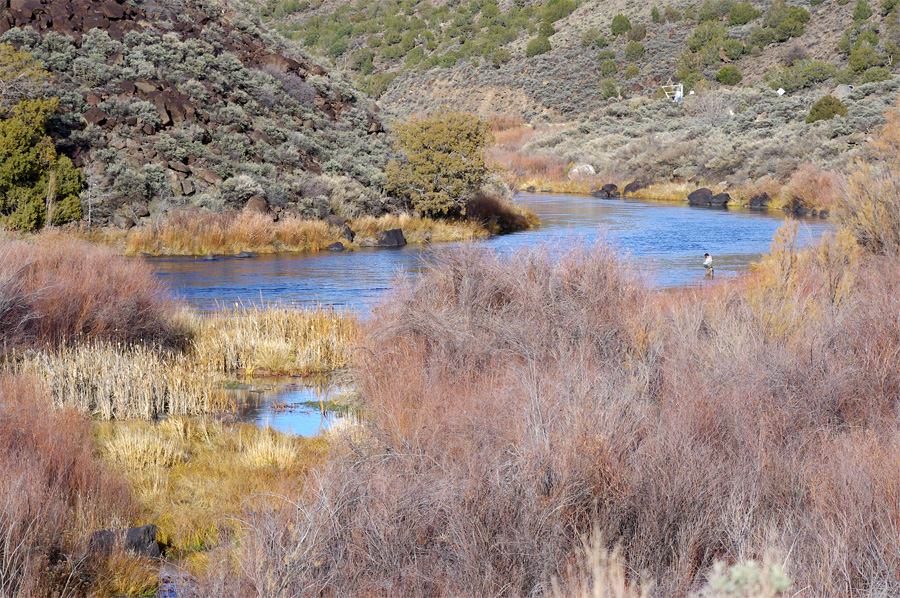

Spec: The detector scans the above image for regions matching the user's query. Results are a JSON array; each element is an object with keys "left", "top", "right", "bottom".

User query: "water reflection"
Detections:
[
  {"left": 151, "top": 193, "right": 832, "bottom": 312},
  {"left": 229, "top": 379, "right": 357, "bottom": 436}
]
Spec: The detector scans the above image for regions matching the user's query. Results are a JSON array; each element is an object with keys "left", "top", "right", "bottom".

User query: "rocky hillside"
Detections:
[
  {"left": 0, "top": 0, "right": 394, "bottom": 228},
  {"left": 260, "top": 0, "right": 898, "bottom": 119}
]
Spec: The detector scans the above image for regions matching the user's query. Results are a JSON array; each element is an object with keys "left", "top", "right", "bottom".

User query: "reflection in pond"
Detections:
[{"left": 228, "top": 378, "right": 359, "bottom": 437}]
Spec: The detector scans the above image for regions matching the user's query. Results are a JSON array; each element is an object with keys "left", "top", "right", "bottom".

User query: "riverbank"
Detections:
[{"left": 64, "top": 195, "right": 539, "bottom": 257}]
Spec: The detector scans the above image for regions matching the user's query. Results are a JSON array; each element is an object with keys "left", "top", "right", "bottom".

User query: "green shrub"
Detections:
[
  {"left": 810, "top": 0, "right": 824, "bottom": 5},
  {"left": 834, "top": 67, "right": 856, "bottom": 83},
  {"left": 625, "top": 41, "right": 646, "bottom": 60},
  {"left": 749, "top": 26, "right": 776, "bottom": 48},
  {"left": 861, "top": 65, "right": 892, "bottom": 82},
  {"left": 598, "top": 77, "right": 619, "bottom": 99},
  {"left": 806, "top": 94, "right": 848, "bottom": 123},
  {"left": 687, "top": 21, "right": 727, "bottom": 52},
  {"left": 715, "top": 65, "right": 743, "bottom": 84},
  {"left": 491, "top": 49, "right": 511, "bottom": 67},
  {"left": 728, "top": 2, "right": 761, "bottom": 25},
  {"left": 597, "top": 49, "right": 616, "bottom": 60},
  {"left": 624, "top": 64, "right": 639, "bottom": 78},
  {"left": 0, "top": 98, "right": 83, "bottom": 231},
  {"left": 723, "top": 38, "right": 744, "bottom": 59},
  {"left": 769, "top": 59, "right": 836, "bottom": 92},
  {"left": 600, "top": 58, "right": 617, "bottom": 75},
  {"left": 651, "top": 6, "right": 661, "bottom": 22},
  {"left": 581, "top": 28, "right": 609, "bottom": 47},
  {"left": 853, "top": 0, "right": 874, "bottom": 20},
  {"left": 848, "top": 44, "right": 883, "bottom": 71},
  {"left": 385, "top": 110, "right": 491, "bottom": 216},
  {"left": 884, "top": 0, "right": 900, "bottom": 14},
  {"left": 538, "top": 22, "right": 555, "bottom": 37},
  {"left": 627, "top": 24, "right": 647, "bottom": 41},
  {"left": 663, "top": 5, "right": 682, "bottom": 21},
  {"left": 611, "top": 14, "right": 632, "bottom": 36},
  {"left": 525, "top": 35, "right": 551, "bottom": 56}
]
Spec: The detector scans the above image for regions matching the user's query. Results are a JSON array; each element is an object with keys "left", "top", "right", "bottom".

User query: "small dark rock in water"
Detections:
[
  {"left": 326, "top": 242, "right": 345, "bottom": 251},
  {"left": 819, "top": 209, "right": 830, "bottom": 219},
  {"left": 377, "top": 228, "right": 407, "bottom": 247},
  {"left": 749, "top": 193, "right": 771, "bottom": 210},
  {"left": 792, "top": 198, "right": 810, "bottom": 217},
  {"left": 623, "top": 181, "right": 647, "bottom": 196},
  {"left": 234, "top": 251, "right": 258, "bottom": 259},
  {"left": 687, "top": 188, "right": 714, "bottom": 206},
  {"left": 709, "top": 193, "right": 731, "bottom": 207},
  {"left": 525, "top": 186, "right": 536, "bottom": 192},
  {"left": 591, "top": 183, "right": 620, "bottom": 199},
  {"left": 89, "top": 524, "right": 161, "bottom": 559},
  {"left": 139, "top": 252, "right": 156, "bottom": 258},
  {"left": 200, "top": 254, "right": 218, "bottom": 261}
]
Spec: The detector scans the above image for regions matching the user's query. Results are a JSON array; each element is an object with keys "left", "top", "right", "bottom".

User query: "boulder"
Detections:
[
  {"left": 377, "top": 228, "right": 406, "bottom": 248},
  {"left": 245, "top": 196, "right": 269, "bottom": 214},
  {"left": 100, "top": 0, "right": 125, "bottom": 20},
  {"left": 167, "top": 160, "right": 190, "bottom": 174},
  {"left": 832, "top": 84, "right": 855, "bottom": 101},
  {"left": 83, "top": 107, "right": 108, "bottom": 126},
  {"left": 819, "top": 209, "right": 830, "bottom": 219},
  {"left": 623, "top": 181, "right": 647, "bottom": 196},
  {"left": 525, "top": 186, "right": 536, "bottom": 193},
  {"left": 325, "top": 215, "right": 349, "bottom": 228},
  {"left": 709, "top": 193, "right": 731, "bottom": 207},
  {"left": 89, "top": 524, "right": 160, "bottom": 559},
  {"left": 568, "top": 163, "right": 596, "bottom": 178},
  {"left": 687, "top": 188, "right": 714, "bottom": 206},
  {"left": 792, "top": 198, "right": 810, "bottom": 217},
  {"left": 326, "top": 242, "right": 345, "bottom": 251},
  {"left": 749, "top": 193, "right": 770, "bottom": 210},
  {"left": 234, "top": 251, "right": 258, "bottom": 258},
  {"left": 132, "top": 203, "right": 150, "bottom": 218},
  {"left": 339, "top": 224, "right": 355, "bottom": 242},
  {"left": 113, "top": 215, "right": 134, "bottom": 229},
  {"left": 195, "top": 169, "right": 223, "bottom": 185},
  {"left": 590, "top": 184, "right": 620, "bottom": 199},
  {"left": 181, "top": 180, "right": 194, "bottom": 195},
  {"left": 200, "top": 254, "right": 218, "bottom": 261}
]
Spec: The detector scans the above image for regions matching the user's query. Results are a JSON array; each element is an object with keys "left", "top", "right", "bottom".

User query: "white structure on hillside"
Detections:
[{"left": 661, "top": 84, "right": 684, "bottom": 102}]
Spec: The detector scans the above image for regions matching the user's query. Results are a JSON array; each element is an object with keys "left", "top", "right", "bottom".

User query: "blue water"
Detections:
[{"left": 150, "top": 193, "right": 831, "bottom": 313}]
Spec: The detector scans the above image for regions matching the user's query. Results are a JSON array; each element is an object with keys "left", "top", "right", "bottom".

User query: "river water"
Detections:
[
  {"left": 150, "top": 193, "right": 832, "bottom": 435},
  {"left": 152, "top": 193, "right": 831, "bottom": 312}
]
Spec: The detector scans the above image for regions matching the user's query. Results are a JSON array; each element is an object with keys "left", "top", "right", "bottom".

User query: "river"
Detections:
[{"left": 150, "top": 193, "right": 832, "bottom": 435}]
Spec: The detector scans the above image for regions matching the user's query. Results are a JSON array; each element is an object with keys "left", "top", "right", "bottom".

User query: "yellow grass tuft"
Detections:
[
  {"left": 104, "top": 423, "right": 187, "bottom": 470},
  {"left": 191, "top": 304, "right": 360, "bottom": 377}
]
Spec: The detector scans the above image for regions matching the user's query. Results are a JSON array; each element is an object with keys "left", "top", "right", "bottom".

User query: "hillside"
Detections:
[
  {"left": 0, "top": 0, "right": 395, "bottom": 229},
  {"left": 255, "top": 0, "right": 900, "bottom": 197}
]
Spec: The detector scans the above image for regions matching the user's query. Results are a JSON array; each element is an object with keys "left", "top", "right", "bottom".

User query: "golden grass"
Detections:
[
  {"left": 94, "top": 417, "right": 326, "bottom": 554},
  {"left": 16, "top": 343, "right": 229, "bottom": 419},
  {"left": 190, "top": 304, "right": 360, "bottom": 377},
  {"left": 89, "top": 551, "right": 161, "bottom": 598},
  {"left": 96, "top": 211, "right": 503, "bottom": 256}
]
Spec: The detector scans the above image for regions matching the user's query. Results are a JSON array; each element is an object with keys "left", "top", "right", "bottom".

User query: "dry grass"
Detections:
[
  {"left": 0, "top": 374, "right": 137, "bottom": 597},
  {"left": 113, "top": 210, "right": 511, "bottom": 256},
  {"left": 190, "top": 303, "right": 360, "bottom": 377},
  {"left": 17, "top": 342, "right": 229, "bottom": 419},
  {"left": 94, "top": 417, "right": 326, "bottom": 555}
]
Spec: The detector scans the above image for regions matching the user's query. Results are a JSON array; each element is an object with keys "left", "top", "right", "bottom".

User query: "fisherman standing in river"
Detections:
[{"left": 703, "top": 253, "right": 714, "bottom": 278}]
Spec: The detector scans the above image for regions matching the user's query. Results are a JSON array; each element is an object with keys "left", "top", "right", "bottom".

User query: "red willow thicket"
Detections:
[
  {"left": 223, "top": 231, "right": 900, "bottom": 596},
  {"left": 0, "top": 234, "right": 180, "bottom": 350}
]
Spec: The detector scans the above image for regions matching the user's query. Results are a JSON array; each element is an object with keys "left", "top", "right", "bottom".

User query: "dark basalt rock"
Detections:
[
  {"left": 623, "top": 181, "right": 647, "bottom": 196},
  {"left": 377, "top": 228, "right": 406, "bottom": 247},
  {"left": 709, "top": 193, "right": 731, "bottom": 207},
  {"left": 687, "top": 188, "right": 714, "bottom": 206},
  {"left": 89, "top": 524, "right": 160, "bottom": 559},
  {"left": 326, "top": 242, "right": 345, "bottom": 251},
  {"left": 749, "top": 193, "right": 771, "bottom": 210},
  {"left": 234, "top": 251, "right": 258, "bottom": 258}
]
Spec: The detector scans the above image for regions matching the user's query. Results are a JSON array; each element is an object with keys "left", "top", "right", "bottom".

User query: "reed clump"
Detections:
[
  {"left": 190, "top": 304, "right": 360, "bottom": 377},
  {"left": 18, "top": 343, "right": 229, "bottom": 419}
]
